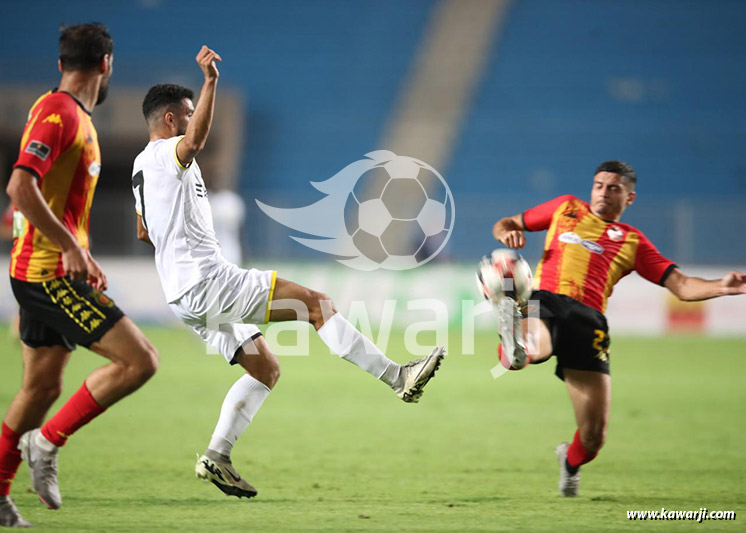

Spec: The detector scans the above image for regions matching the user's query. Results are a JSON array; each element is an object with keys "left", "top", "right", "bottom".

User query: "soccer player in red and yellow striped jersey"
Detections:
[
  {"left": 493, "top": 160, "right": 746, "bottom": 499},
  {"left": 0, "top": 24, "right": 157, "bottom": 528},
  {"left": 10, "top": 87, "right": 102, "bottom": 282}
]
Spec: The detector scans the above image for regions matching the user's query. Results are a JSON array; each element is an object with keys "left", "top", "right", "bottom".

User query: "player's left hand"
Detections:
[
  {"left": 86, "top": 250, "right": 108, "bottom": 291},
  {"left": 720, "top": 271, "right": 746, "bottom": 295}
]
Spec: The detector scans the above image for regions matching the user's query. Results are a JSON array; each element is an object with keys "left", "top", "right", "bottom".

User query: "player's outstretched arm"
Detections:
[
  {"left": 176, "top": 45, "right": 222, "bottom": 167},
  {"left": 493, "top": 213, "right": 526, "bottom": 249},
  {"left": 664, "top": 267, "right": 746, "bottom": 301},
  {"left": 6, "top": 167, "right": 105, "bottom": 286}
]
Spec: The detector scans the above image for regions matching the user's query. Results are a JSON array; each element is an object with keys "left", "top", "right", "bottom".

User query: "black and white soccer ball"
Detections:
[
  {"left": 477, "top": 249, "right": 533, "bottom": 304},
  {"left": 344, "top": 156, "right": 454, "bottom": 269}
]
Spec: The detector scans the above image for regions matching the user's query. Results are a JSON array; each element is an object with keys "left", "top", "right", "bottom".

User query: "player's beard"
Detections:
[{"left": 96, "top": 77, "right": 110, "bottom": 106}]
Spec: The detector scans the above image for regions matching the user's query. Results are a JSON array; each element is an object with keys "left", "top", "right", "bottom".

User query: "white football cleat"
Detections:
[
  {"left": 18, "top": 429, "right": 61, "bottom": 509},
  {"left": 497, "top": 297, "right": 528, "bottom": 370},
  {"left": 555, "top": 442, "right": 581, "bottom": 497},
  {"left": 392, "top": 347, "right": 446, "bottom": 403},
  {"left": 195, "top": 452, "right": 258, "bottom": 499},
  {"left": 0, "top": 496, "right": 32, "bottom": 528}
]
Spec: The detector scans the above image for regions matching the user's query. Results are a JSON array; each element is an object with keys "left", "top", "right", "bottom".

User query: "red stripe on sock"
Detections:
[
  {"left": 566, "top": 429, "right": 598, "bottom": 468},
  {"left": 41, "top": 382, "right": 106, "bottom": 447},
  {"left": 0, "top": 422, "right": 22, "bottom": 496}
]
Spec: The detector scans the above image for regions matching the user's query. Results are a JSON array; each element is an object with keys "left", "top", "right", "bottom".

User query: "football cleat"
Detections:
[
  {"left": 0, "top": 496, "right": 32, "bottom": 528},
  {"left": 555, "top": 442, "right": 581, "bottom": 497},
  {"left": 392, "top": 347, "right": 446, "bottom": 403},
  {"left": 195, "top": 453, "right": 258, "bottom": 499},
  {"left": 497, "top": 297, "right": 528, "bottom": 370},
  {"left": 18, "top": 429, "right": 62, "bottom": 509}
]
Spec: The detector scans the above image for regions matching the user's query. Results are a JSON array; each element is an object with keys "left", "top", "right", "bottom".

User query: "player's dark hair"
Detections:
[
  {"left": 594, "top": 160, "right": 637, "bottom": 189},
  {"left": 142, "top": 84, "right": 195, "bottom": 123},
  {"left": 59, "top": 23, "right": 113, "bottom": 72}
]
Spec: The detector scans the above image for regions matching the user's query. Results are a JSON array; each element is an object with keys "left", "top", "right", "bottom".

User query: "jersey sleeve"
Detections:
[
  {"left": 132, "top": 172, "right": 143, "bottom": 217},
  {"left": 634, "top": 231, "right": 677, "bottom": 286},
  {"left": 522, "top": 194, "right": 575, "bottom": 231},
  {"left": 13, "top": 99, "right": 77, "bottom": 180},
  {"left": 153, "top": 135, "right": 191, "bottom": 178}
]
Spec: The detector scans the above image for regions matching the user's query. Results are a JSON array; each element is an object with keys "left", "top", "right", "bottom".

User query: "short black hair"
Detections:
[
  {"left": 142, "top": 84, "right": 194, "bottom": 123},
  {"left": 594, "top": 160, "right": 637, "bottom": 189},
  {"left": 59, "top": 23, "right": 113, "bottom": 72}
]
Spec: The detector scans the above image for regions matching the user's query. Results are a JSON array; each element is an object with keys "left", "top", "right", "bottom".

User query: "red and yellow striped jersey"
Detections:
[
  {"left": 10, "top": 90, "right": 101, "bottom": 282},
  {"left": 524, "top": 195, "right": 676, "bottom": 314}
]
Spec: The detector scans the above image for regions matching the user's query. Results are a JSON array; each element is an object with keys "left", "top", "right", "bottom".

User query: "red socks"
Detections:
[
  {"left": 566, "top": 429, "right": 598, "bottom": 470},
  {"left": 41, "top": 382, "right": 106, "bottom": 447},
  {"left": 0, "top": 423, "right": 22, "bottom": 496}
]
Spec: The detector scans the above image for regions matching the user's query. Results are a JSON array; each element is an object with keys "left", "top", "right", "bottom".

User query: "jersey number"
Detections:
[
  {"left": 592, "top": 329, "right": 610, "bottom": 361},
  {"left": 132, "top": 171, "right": 147, "bottom": 230}
]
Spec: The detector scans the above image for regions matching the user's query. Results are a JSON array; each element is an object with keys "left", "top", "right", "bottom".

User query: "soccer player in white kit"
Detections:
[{"left": 131, "top": 46, "right": 445, "bottom": 499}]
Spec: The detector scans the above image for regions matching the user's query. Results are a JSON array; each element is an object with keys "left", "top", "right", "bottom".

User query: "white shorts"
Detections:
[{"left": 170, "top": 263, "right": 277, "bottom": 364}]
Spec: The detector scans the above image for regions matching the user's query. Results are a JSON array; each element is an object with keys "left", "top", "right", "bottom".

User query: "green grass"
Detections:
[{"left": 1, "top": 326, "right": 745, "bottom": 531}]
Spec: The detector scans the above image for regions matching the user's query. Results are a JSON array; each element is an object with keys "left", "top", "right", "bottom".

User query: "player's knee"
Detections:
[
  {"left": 130, "top": 343, "right": 159, "bottom": 385},
  {"left": 246, "top": 358, "right": 280, "bottom": 389},
  {"left": 308, "top": 291, "right": 336, "bottom": 330},
  {"left": 24, "top": 380, "right": 63, "bottom": 407}
]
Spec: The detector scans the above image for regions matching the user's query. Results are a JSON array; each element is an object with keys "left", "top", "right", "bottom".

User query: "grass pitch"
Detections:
[{"left": 1, "top": 326, "right": 744, "bottom": 531}]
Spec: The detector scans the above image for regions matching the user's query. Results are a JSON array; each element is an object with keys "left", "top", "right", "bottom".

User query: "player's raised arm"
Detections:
[
  {"left": 493, "top": 213, "right": 526, "bottom": 249},
  {"left": 664, "top": 268, "right": 746, "bottom": 301},
  {"left": 176, "top": 45, "right": 222, "bottom": 167}
]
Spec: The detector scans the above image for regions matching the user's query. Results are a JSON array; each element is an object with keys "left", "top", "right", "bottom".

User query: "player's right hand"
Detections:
[
  {"left": 62, "top": 243, "right": 89, "bottom": 282},
  {"left": 196, "top": 45, "right": 222, "bottom": 81},
  {"left": 501, "top": 230, "right": 526, "bottom": 249}
]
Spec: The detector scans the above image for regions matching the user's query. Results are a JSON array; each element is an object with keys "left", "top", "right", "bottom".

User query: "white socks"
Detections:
[
  {"left": 317, "top": 312, "right": 399, "bottom": 385},
  {"left": 207, "top": 374, "right": 270, "bottom": 458}
]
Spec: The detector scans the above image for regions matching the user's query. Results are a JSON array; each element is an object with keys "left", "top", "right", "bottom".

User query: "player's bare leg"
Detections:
[
  {"left": 18, "top": 317, "right": 158, "bottom": 510},
  {"left": 0, "top": 345, "right": 71, "bottom": 527},
  {"left": 556, "top": 369, "right": 611, "bottom": 497},
  {"left": 196, "top": 336, "right": 280, "bottom": 499},
  {"left": 270, "top": 278, "right": 445, "bottom": 403}
]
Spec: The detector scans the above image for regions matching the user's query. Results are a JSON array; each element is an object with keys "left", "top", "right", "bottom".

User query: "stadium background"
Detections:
[
  {"left": 0, "top": 0, "right": 744, "bottom": 334},
  {"left": 0, "top": 2, "right": 744, "bottom": 530}
]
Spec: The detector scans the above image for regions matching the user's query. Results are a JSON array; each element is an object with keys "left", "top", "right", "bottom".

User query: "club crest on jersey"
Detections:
[
  {"left": 559, "top": 231, "right": 582, "bottom": 244},
  {"left": 88, "top": 162, "right": 101, "bottom": 178},
  {"left": 25, "top": 140, "right": 51, "bottom": 161},
  {"left": 607, "top": 226, "right": 624, "bottom": 242}
]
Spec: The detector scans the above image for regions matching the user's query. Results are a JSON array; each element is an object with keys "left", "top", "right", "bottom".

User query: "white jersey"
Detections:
[{"left": 132, "top": 136, "right": 224, "bottom": 302}]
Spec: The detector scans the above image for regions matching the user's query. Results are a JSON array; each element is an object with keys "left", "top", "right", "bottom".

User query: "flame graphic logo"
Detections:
[{"left": 256, "top": 150, "right": 455, "bottom": 271}]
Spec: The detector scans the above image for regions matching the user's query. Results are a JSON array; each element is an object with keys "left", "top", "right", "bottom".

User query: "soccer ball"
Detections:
[
  {"left": 476, "top": 249, "right": 533, "bottom": 304},
  {"left": 344, "top": 155, "right": 454, "bottom": 269}
]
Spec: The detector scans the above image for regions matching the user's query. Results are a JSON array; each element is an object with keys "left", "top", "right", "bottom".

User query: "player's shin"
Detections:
[
  {"left": 40, "top": 382, "right": 106, "bottom": 448},
  {"left": 207, "top": 374, "right": 270, "bottom": 459},
  {"left": 0, "top": 423, "right": 22, "bottom": 496},
  {"left": 316, "top": 312, "right": 399, "bottom": 385}
]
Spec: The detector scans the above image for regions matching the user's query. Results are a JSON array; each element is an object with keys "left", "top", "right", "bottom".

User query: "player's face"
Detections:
[
  {"left": 590, "top": 172, "right": 635, "bottom": 221},
  {"left": 173, "top": 98, "right": 195, "bottom": 136},
  {"left": 96, "top": 54, "right": 114, "bottom": 106}
]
